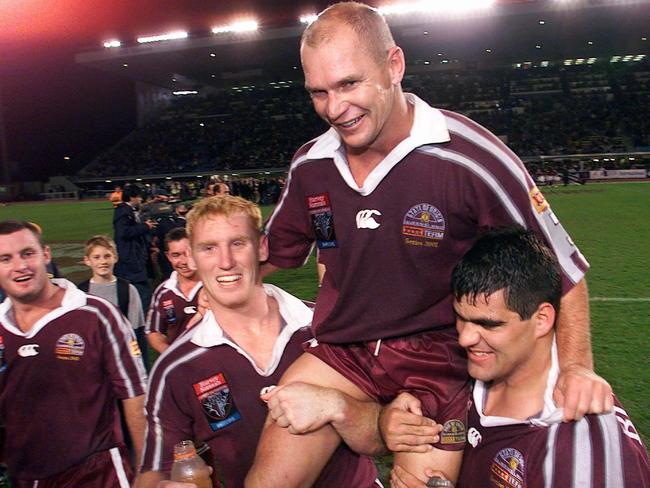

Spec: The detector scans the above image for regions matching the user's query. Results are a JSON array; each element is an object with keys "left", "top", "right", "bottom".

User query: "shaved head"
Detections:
[{"left": 301, "top": 2, "right": 396, "bottom": 66}]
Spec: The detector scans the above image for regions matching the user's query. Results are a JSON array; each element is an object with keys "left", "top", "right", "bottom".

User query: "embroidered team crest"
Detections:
[
  {"left": 193, "top": 372, "right": 241, "bottom": 431},
  {"left": 529, "top": 186, "right": 549, "bottom": 214},
  {"left": 163, "top": 299, "right": 177, "bottom": 323},
  {"left": 440, "top": 419, "right": 466, "bottom": 445},
  {"left": 491, "top": 447, "right": 525, "bottom": 488},
  {"left": 55, "top": 333, "right": 85, "bottom": 361},
  {"left": 402, "top": 203, "right": 445, "bottom": 248},
  {"left": 306, "top": 193, "right": 337, "bottom": 249}
]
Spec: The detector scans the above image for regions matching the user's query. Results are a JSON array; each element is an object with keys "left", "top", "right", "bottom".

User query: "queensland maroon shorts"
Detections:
[
  {"left": 13, "top": 446, "right": 133, "bottom": 488},
  {"left": 305, "top": 329, "right": 471, "bottom": 451}
]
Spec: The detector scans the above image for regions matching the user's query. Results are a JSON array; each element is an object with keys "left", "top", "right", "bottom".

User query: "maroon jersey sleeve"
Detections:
[
  {"left": 145, "top": 283, "right": 166, "bottom": 334},
  {"left": 265, "top": 145, "right": 318, "bottom": 269},
  {"left": 141, "top": 365, "right": 193, "bottom": 474},
  {"left": 93, "top": 297, "right": 147, "bottom": 399}
]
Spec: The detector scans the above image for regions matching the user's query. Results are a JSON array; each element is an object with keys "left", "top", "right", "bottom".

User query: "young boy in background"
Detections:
[{"left": 79, "top": 235, "right": 147, "bottom": 367}]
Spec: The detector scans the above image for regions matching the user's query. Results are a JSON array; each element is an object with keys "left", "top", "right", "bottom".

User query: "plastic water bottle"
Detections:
[{"left": 170, "top": 440, "right": 213, "bottom": 488}]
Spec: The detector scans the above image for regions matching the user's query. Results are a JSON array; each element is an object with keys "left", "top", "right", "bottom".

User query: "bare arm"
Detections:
[
  {"left": 147, "top": 331, "right": 170, "bottom": 354},
  {"left": 262, "top": 382, "right": 386, "bottom": 456},
  {"left": 553, "top": 278, "right": 613, "bottom": 420},
  {"left": 123, "top": 395, "right": 147, "bottom": 469}
]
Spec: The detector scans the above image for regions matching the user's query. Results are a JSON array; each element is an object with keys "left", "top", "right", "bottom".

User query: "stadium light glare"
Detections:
[
  {"left": 300, "top": 14, "right": 319, "bottom": 25},
  {"left": 587, "top": 58, "right": 597, "bottom": 64},
  {"left": 563, "top": 59, "right": 573, "bottom": 66},
  {"left": 103, "top": 40, "right": 121, "bottom": 48},
  {"left": 63, "top": 156, "right": 70, "bottom": 160},
  {"left": 137, "top": 31, "right": 188, "bottom": 44},
  {"left": 634, "top": 54, "right": 646, "bottom": 61},
  {"left": 212, "top": 20, "right": 258, "bottom": 34},
  {"left": 610, "top": 55, "right": 621, "bottom": 63},
  {"left": 172, "top": 90, "right": 198, "bottom": 96},
  {"left": 378, "top": 0, "right": 495, "bottom": 16},
  {"left": 540, "top": 61, "right": 550, "bottom": 67},
  {"left": 122, "top": 63, "right": 129, "bottom": 68}
]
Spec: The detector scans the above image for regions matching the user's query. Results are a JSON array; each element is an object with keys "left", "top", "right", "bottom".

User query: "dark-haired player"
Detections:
[
  {"left": 146, "top": 227, "right": 202, "bottom": 354},
  {"left": 388, "top": 228, "right": 650, "bottom": 487},
  {"left": 0, "top": 220, "right": 147, "bottom": 487}
]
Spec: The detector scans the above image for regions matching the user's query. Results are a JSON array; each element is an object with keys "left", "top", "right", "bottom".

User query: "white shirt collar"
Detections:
[
  {"left": 190, "top": 284, "right": 313, "bottom": 376},
  {"left": 0, "top": 279, "right": 89, "bottom": 338},
  {"left": 164, "top": 271, "right": 203, "bottom": 301},
  {"left": 304, "top": 93, "right": 450, "bottom": 196},
  {"left": 473, "top": 337, "right": 564, "bottom": 427}
]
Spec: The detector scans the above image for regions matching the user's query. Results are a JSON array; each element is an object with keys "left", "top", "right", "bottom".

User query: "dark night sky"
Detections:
[{"left": 0, "top": 0, "right": 331, "bottom": 179}]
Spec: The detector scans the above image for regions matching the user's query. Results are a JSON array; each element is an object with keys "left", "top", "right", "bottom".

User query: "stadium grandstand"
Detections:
[{"left": 15, "top": 0, "right": 650, "bottom": 198}]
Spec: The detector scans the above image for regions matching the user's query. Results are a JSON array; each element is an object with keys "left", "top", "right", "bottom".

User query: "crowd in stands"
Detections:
[{"left": 77, "top": 61, "right": 650, "bottom": 178}]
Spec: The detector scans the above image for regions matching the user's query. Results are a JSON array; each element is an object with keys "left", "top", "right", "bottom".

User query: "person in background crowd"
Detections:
[
  {"left": 114, "top": 184, "right": 156, "bottom": 311},
  {"left": 155, "top": 202, "right": 190, "bottom": 280},
  {"left": 146, "top": 227, "right": 202, "bottom": 355}
]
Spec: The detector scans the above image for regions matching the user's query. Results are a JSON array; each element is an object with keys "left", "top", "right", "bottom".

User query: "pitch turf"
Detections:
[{"left": 1, "top": 181, "right": 648, "bottom": 456}]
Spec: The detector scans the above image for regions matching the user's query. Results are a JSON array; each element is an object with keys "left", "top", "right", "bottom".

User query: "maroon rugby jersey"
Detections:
[
  {"left": 141, "top": 284, "right": 378, "bottom": 487},
  {"left": 265, "top": 94, "right": 589, "bottom": 343},
  {"left": 146, "top": 271, "right": 202, "bottom": 344},
  {"left": 459, "top": 346, "right": 650, "bottom": 488},
  {"left": 0, "top": 280, "right": 147, "bottom": 480}
]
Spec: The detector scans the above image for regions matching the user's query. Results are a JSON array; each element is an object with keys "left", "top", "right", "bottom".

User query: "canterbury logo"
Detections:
[
  {"left": 18, "top": 344, "right": 40, "bottom": 357},
  {"left": 356, "top": 209, "right": 381, "bottom": 229},
  {"left": 467, "top": 427, "right": 482, "bottom": 447},
  {"left": 184, "top": 306, "right": 197, "bottom": 314}
]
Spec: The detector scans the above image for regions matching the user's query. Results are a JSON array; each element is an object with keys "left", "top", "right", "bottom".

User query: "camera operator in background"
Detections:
[{"left": 114, "top": 183, "right": 157, "bottom": 313}]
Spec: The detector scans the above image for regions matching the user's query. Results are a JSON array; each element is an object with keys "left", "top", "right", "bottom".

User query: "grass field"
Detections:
[{"left": 1, "top": 181, "right": 649, "bottom": 470}]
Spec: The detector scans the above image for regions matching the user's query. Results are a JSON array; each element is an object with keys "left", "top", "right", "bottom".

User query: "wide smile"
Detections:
[
  {"left": 14, "top": 275, "right": 33, "bottom": 283},
  {"left": 337, "top": 114, "right": 365, "bottom": 130},
  {"left": 467, "top": 348, "right": 493, "bottom": 363},
  {"left": 216, "top": 274, "right": 242, "bottom": 286}
]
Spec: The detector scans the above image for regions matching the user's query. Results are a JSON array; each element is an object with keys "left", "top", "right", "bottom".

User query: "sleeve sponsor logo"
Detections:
[
  {"left": 163, "top": 299, "right": 177, "bottom": 323},
  {"left": 193, "top": 372, "right": 241, "bottom": 431},
  {"left": 529, "top": 186, "right": 549, "bottom": 214},
  {"left": 306, "top": 192, "right": 337, "bottom": 249},
  {"left": 403, "top": 203, "right": 445, "bottom": 248},
  {"left": 0, "top": 336, "right": 6, "bottom": 372},
  {"left": 440, "top": 419, "right": 466, "bottom": 445},
  {"left": 129, "top": 340, "right": 142, "bottom": 357},
  {"left": 490, "top": 447, "right": 525, "bottom": 488},
  {"left": 55, "top": 333, "right": 85, "bottom": 361}
]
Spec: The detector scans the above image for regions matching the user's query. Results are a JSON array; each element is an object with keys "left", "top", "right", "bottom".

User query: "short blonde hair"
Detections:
[
  {"left": 186, "top": 195, "right": 262, "bottom": 240},
  {"left": 301, "top": 2, "right": 395, "bottom": 65},
  {"left": 84, "top": 235, "right": 117, "bottom": 257}
]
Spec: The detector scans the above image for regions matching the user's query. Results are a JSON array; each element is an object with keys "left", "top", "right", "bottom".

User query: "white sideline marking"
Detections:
[{"left": 590, "top": 297, "right": 650, "bottom": 302}]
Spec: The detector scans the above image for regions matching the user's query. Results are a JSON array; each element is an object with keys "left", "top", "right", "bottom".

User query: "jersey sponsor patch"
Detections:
[
  {"left": 490, "top": 447, "right": 525, "bottom": 488},
  {"left": 55, "top": 333, "right": 85, "bottom": 361},
  {"left": 306, "top": 193, "right": 337, "bottom": 249},
  {"left": 129, "top": 340, "right": 142, "bottom": 357},
  {"left": 529, "top": 186, "right": 549, "bottom": 214},
  {"left": 193, "top": 372, "right": 241, "bottom": 431},
  {"left": 163, "top": 299, "right": 177, "bottom": 323},
  {"left": 402, "top": 203, "right": 445, "bottom": 248},
  {"left": 440, "top": 419, "right": 466, "bottom": 445}
]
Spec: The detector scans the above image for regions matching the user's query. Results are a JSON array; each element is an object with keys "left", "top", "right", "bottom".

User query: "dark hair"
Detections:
[
  {"left": 0, "top": 220, "right": 45, "bottom": 248},
  {"left": 451, "top": 227, "right": 562, "bottom": 320},
  {"left": 121, "top": 184, "right": 143, "bottom": 202},
  {"left": 165, "top": 227, "right": 189, "bottom": 248}
]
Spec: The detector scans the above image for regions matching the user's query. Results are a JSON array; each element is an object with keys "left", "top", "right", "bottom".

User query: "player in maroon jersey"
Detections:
[
  {"left": 135, "top": 196, "right": 384, "bottom": 488},
  {"left": 146, "top": 227, "right": 202, "bottom": 354},
  {"left": 0, "top": 220, "right": 147, "bottom": 487},
  {"left": 249, "top": 2, "right": 612, "bottom": 486},
  {"left": 386, "top": 227, "right": 649, "bottom": 487}
]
